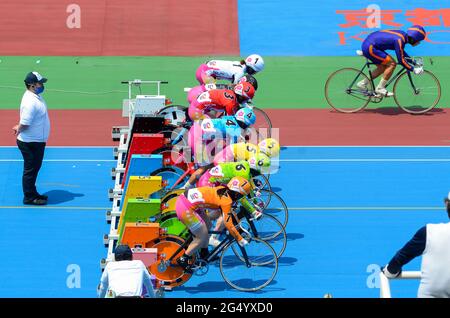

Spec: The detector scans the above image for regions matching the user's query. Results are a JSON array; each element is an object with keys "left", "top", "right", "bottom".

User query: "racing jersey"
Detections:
[
  {"left": 196, "top": 89, "right": 239, "bottom": 116},
  {"left": 363, "top": 30, "right": 414, "bottom": 71},
  {"left": 205, "top": 60, "right": 246, "bottom": 84},
  {"left": 183, "top": 187, "right": 245, "bottom": 243}
]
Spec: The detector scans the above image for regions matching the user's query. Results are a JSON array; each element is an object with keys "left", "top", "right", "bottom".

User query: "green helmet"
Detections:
[{"left": 248, "top": 152, "right": 271, "bottom": 171}]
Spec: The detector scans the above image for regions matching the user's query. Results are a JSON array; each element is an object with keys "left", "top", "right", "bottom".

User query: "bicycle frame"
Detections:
[
  {"left": 165, "top": 229, "right": 251, "bottom": 268},
  {"left": 349, "top": 59, "right": 419, "bottom": 95}
]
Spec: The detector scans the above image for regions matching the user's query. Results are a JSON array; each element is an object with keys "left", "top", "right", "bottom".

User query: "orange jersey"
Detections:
[
  {"left": 198, "top": 89, "right": 239, "bottom": 116},
  {"left": 183, "top": 186, "right": 244, "bottom": 243}
]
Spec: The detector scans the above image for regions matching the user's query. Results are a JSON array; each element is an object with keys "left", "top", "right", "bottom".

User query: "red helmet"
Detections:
[{"left": 233, "top": 82, "right": 255, "bottom": 101}]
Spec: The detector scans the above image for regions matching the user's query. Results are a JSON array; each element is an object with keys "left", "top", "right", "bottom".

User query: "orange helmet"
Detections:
[
  {"left": 227, "top": 176, "right": 252, "bottom": 196},
  {"left": 233, "top": 82, "right": 255, "bottom": 101}
]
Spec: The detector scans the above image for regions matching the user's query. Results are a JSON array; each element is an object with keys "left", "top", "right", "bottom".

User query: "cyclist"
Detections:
[
  {"left": 196, "top": 158, "right": 271, "bottom": 247},
  {"left": 213, "top": 138, "right": 281, "bottom": 165},
  {"left": 187, "top": 74, "right": 259, "bottom": 104},
  {"left": 182, "top": 107, "right": 257, "bottom": 189},
  {"left": 195, "top": 54, "right": 264, "bottom": 85},
  {"left": 357, "top": 25, "right": 426, "bottom": 97},
  {"left": 188, "top": 82, "right": 255, "bottom": 121},
  {"left": 175, "top": 177, "right": 253, "bottom": 272}
]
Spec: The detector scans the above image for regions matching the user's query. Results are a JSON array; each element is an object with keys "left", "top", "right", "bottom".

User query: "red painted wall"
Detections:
[{"left": 0, "top": 0, "right": 239, "bottom": 56}]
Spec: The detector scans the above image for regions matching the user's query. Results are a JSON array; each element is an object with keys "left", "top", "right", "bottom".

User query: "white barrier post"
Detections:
[{"left": 379, "top": 271, "right": 422, "bottom": 298}]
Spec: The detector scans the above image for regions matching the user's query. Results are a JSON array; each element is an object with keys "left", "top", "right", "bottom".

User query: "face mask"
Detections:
[{"left": 35, "top": 85, "right": 45, "bottom": 94}]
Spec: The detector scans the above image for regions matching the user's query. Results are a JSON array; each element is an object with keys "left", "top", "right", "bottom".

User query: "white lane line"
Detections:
[
  {"left": 288, "top": 207, "right": 443, "bottom": 211},
  {"left": 0, "top": 206, "right": 442, "bottom": 211},
  {"left": 0, "top": 159, "right": 115, "bottom": 162},
  {"left": 282, "top": 145, "right": 450, "bottom": 148},
  {"left": 0, "top": 146, "right": 114, "bottom": 148},
  {"left": 280, "top": 158, "right": 450, "bottom": 162},
  {"left": 0, "top": 206, "right": 108, "bottom": 210}
]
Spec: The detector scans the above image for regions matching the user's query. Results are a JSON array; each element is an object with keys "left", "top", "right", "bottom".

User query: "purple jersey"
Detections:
[{"left": 362, "top": 30, "right": 413, "bottom": 70}]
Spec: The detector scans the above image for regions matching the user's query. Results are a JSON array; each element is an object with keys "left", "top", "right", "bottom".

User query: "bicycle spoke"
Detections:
[
  {"left": 325, "top": 68, "right": 374, "bottom": 113},
  {"left": 220, "top": 238, "right": 278, "bottom": 291},
  {"left": 394, "top": 70, "right": 441, "bottom": 114}
]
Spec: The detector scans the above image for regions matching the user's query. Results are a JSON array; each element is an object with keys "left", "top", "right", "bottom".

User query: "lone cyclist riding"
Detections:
[{"left": 358, "top": 25, "right": 426, "bottom": 97}]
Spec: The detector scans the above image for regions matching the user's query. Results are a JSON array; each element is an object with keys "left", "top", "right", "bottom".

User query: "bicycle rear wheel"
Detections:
[
  {"left": 325, "top": 68, "right": 373, "bottom": 113},
  {"left": 393, "top": 70, "right": 441, "bottom": 114},
  {"left": 147, "top": 235, "right": 192, "bottom": 289},
  {"left": 151, "top": 166, "right": 188, "bottom": 190},
  {"left": 157, "top": 105, "right": 189, "bottom": 126},
  {"left": 220, "top": 238, "right": 278, "bottom": 292}
]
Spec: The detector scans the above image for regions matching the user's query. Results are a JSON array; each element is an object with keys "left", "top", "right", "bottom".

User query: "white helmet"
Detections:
[{"left": 245, "top": 54, "right": 265, "bottom": 73}]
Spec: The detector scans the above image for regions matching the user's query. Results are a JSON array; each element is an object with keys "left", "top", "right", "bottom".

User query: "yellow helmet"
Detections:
[
  {"left": 258, "top": 138, "right": 280, "bottom": 157},
  {"left": 227, "top": 176, "right": 252, "bottom": 196}
]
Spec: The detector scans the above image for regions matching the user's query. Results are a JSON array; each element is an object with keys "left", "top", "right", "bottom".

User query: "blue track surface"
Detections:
[{"left": 0, "top": 146, "right": 449, "bottom": 298}]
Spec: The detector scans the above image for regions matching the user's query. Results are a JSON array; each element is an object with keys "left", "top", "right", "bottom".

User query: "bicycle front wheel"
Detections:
[
  {"left": 238, "top": 213, "right": 287, "bottom": 259},
  {"left": 253, "top": 107, "right": 272, "bottom": 138},
  {"left": 393, "top": 70, "right": 441, "bottom": 114},
  {"left": 253, "top": 189, "right": 288, "bottom": 228},
  {"left": 220, "top": 238, "right": 278, "bottom": 292},
  {"left": 325, "top": 68, "right": 373, "bottom": 113}
]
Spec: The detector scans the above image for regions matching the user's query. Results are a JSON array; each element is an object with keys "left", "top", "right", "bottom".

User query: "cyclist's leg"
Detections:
[{"left": 363, "top": 44, "right": 396, "bottom": 95}]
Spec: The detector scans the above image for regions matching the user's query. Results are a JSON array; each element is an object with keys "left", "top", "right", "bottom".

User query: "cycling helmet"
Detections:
[
  {"left": 227, "top": 176, "right": 252, "bottom": 196},
  {"left": 114, "top": 244, "right": 133, "bottom": 261},
  {"left": 407, "top": 25, "right": 426, "bottom": 43},
  {"left": 245, "top": 54, "right": 265, "bottom": 73},
  {"left": 235, "top": 107, "right": 256, "bottom": 127},
  {"left": 258, "top": 138, "right": 280, "bottom": 157},
  {"left": 238, "top": 75, "right": 258, "bottom": 91},
  {"left": 248, "top": 152, "right": 271, "bottom": 171},
  {"left": 234, "top": 82, "right": 255, "bottom": 101}
]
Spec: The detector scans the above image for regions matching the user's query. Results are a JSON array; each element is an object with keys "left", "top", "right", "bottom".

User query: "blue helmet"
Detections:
[
  {"left": 407, "top": 25, "right": 426, "bottom": 43},
  {"left": 235, "top": 107, "right": 256, "bottom": 127}
]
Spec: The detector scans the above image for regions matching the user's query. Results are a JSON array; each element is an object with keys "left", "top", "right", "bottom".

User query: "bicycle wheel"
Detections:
[
  {"left": 147, "top": 235, "right": 193, "bottom": 289},
  {"left": 159, "top": 127, "right": 189, "bottom": 148},
  {"left": 252, "top": 174, "right": 271, "bottom": 192},
  {"left": 157, "top": 105, "right": 189, "bottom": 126},
  {"left": 252, "top": 189, "right": 288, "bottom": 228},
  {"left": 151, "top": 166, "right": 188, "bottom": 190},
  {"left": 253, "top": 107, "right": 272, "bottom": 138},
  {"left": 393, "top": 70, "right": 441, "bottom": 114},
  {"left": 152, "top": 146, "right": 189, "bottom": 171},
  {"left": 325, "top": 68, "right": 374, "bottom": 113},
  {"left": 237, "top": 213, "right": 287, "bottom": 260},
  {"left": 220, "top": 238, "right": 278, "bottom": 292}
]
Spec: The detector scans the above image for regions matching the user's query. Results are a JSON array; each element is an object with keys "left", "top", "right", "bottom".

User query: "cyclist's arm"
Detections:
[
  {"left": 222, "top": 204, "right": 245, "bottom": 244},
  {"left": 239, "top": 196, "right": 257, "bottom": 214},
  {"left": 394, "top": 40, "right": 414, "bottom": 71}
]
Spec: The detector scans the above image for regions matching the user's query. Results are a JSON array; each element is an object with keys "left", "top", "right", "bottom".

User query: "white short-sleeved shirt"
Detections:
[
  {"left": 98, "top": 260, "right": 155, "bottom": 298},
  {"left": 17, "top": 90, "right": 50, "bottom": 143}
]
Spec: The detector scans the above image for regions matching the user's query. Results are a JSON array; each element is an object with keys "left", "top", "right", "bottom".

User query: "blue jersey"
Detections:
[
  {"left": 199, "top": 116, "right": 243, "bottom": 143},
  {"left": 362, "top": 30, "right": 413, "bottom": 71}
]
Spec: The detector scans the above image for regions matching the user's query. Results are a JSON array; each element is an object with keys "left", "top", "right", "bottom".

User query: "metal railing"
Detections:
[{"left": 379, "top": 271, "right": 421, "bottom": 298}]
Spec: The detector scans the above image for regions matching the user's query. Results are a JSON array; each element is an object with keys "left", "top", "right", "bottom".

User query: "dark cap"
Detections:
[
  {"left": 24, "top": 72, "right": 47, "bottom": 85},
  {"left": 114, "top": 244, "right": 133, "bottom": 261}
]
